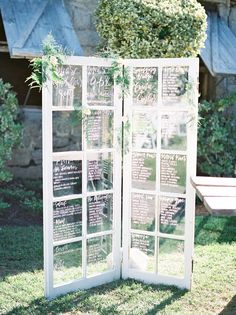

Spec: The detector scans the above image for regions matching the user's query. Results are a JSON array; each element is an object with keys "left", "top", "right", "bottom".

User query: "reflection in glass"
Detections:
[
  {"left": 53, "top": 199, "right": 82, "bottom": 241},
  {"left": 53, "top": 160, "right": 82, "bottom": 197},
  {"left": 86, "top": 110, "right": 113, "bottom": 149},
  {"left": 133, "top": 67, "right": 158, "bottom": 106},
  {"left": 87, "top": 194, "right": 113, "bottom": 234},
  {"left": 54, "top": 241, "right": 82, "bottom": 285},
  {"left": 131, "top": 193, "right": 155, "bottom": 231},
  {"left": 87, "top": 66, "right": 113, "bottom": 106},
  {"left": 87, "top": 152, "right": 113, "bottom": 192},
  {"left": 53, "top": 111, "right": 82, "bottom": 152},
  {"left": 132, "top": 153, "right": 156, "bottom": 190},
  {"left": 160, "top": 197, "right": 185, "bottom": 236},
  {"left": 132, "top": 111, "right": 157, "bottom": 149},
  {"left": 162, "top": 66, "right": 189, "bottom": 106},
  {"left": 130, "top": 234, "right": 155, "bottom": 272},
  {"left": 158, "top": 238, "right": 184, "bottom": 277},
  {"left": 87, "top": 235, "right": 113, "bottom": 276},
  {"left": 53, "top": 65, "right": 82, "bottom": 108},
  {"left": 161, "top": 112, "right": 187, "bottom": 151},
  {"left": 160, "top": 154, "right": 186, "bottom": 194}
]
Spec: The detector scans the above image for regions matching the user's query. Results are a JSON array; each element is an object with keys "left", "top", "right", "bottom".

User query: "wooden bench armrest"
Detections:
[{"left": 191, "top": 176, "right": 236, "bottom": 189}]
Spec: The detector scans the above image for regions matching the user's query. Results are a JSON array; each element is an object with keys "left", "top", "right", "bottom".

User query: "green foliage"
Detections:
[
  {"left": 95, "top": 0, "right": 207, "bottom": 58},
  {"left": 21, "top": 197, "right": 43, "bottom": 214},
  {"left": 197, "top": 94, "right": 236, "bottom": 177},
  {"left": 106, "top": 61, "right": 130, "bottom": 97},
  {"left": 195, "top": 216, "right": 236, "bottom": 245},
  {"left": 0, "top": 79, "right": 22, "bottom": 184},
  {"left": 0, "top": 199, "right": 10, "bottom": 211},
  {"left": 27, "top": 34, "right": 66, "bottom": 89},
  {"left": 0, "top": 180, "right": 43, "bottom": 217},
  {"left": 123, "top": 118, "right": 131, "bottom": 155}
]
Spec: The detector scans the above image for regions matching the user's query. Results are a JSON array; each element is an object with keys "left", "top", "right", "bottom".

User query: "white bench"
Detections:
[{"left": 191, "top": 176, "right": 236, "bottom": 216}]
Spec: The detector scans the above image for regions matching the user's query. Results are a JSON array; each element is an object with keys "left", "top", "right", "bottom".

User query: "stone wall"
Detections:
[
  {"left": 65, "top": 0, "right": 99, "bottom": 56},
  {"left": 8, "top": 107, "right": 82, "bottom": 179},
  {"left": 8, "top": 107, "right": 42, "bottom": 179}
]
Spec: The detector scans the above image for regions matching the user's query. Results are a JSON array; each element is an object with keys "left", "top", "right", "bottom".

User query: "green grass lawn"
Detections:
[{"left": 0, "top": 216, "right": 236, "bottom": 315}]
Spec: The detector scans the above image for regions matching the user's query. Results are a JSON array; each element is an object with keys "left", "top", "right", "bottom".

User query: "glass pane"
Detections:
[
  {"left": 131, "top": 193, "right": 155, "bottom": 231},
  {"left": 132, "top": 153, "right": 156, "bottom": 190},
  {"left": 87, "top": 235, "right": 113, "bottom": 277},
  {"left": 53, "top": 111, "right": 82, "bottom": 152},
  {"left": 132, "top": 111, "right": 157, "bottom": 149},
  {"left": 53, "top": 199, "right": 82, "bottom": 241},
  {"left": 133, "top": 67, "right": 158, "bottom": 106},
  {"left": 53, "top": 160, "right": 82, "bottom": 197},
  {"left": 87, "top": 152, "right": 113, "bottom": 192},
  {"left": 161, "top": 112, "right": 187, "bottom": 151},
  {"left": 158, "top": 238, "right": 184, "bottom": 278},
  {"left": 86, "top": 110, "right": 113, "bottom": 149},
  {"left": 160, "top": 154, "right": 186, "bottom": 194},
  {"left": 130, "top": 234, "right": 155, "bottom": 272},
  {"left": 87, "top": 66, "right": 113, "bottom": 106},
  {"left": 160, "top": 197, "right": 185, "bottom": 236},
  {"left": 54, "top": 241, "right": 82, "bottom": 285},
  {"left": 87, "top": 194, "right": 113, "bottom": 234},
  {"left": 53, "top": 65, "right": 82, "bottom": 108},
  {"left": 162, "top": 66, "right": 189, "bottom": 106}
]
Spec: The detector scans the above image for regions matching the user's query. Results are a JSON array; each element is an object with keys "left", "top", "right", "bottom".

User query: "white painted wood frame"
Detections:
[
  {"left": 122, "top": 58, "right": 199, "bottom": 290},
  {"left": 43, "top": 57, "right": 199, "bottom": 299},
  {"left": 43, "top": 56, "right": 122, "bottom": 299}
]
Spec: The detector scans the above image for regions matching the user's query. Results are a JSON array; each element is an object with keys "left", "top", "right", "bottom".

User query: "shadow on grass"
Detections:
[
  {"left": 5, "top": 280, "right": 187, "bottom": 315},
  {"left": 219, "top": 294, "right": 236, "bottom": 315}
]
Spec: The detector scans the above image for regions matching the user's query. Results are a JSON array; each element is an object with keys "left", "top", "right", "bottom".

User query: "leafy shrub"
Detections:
[
  {"left": 0, "top": 79, "right": 22, "bottom": 183},
  {"left": 0, "top": 180, "right": 43, "bottom": 217},
  {"left": 197, "top": 95, "right": 236, "bottom": 177},
  {"left": 0, "top": 199, "right": 10, "bottom": 213},
  {"left": 21, "top": 197, "right": 43, "bottom": 215},
  {"left": 95, "top": 0, "right": 207, "bottom": 58}
]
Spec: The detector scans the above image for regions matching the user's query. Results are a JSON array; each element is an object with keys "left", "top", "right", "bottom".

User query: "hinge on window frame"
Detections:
[{"left": 120, "top": 247, "right": 123, "bottom": 264}]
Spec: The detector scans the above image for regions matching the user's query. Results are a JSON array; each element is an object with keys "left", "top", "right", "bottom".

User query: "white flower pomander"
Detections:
[
  {"left": 122, "top": 115, "right": 128, "bottom": 123},
  {"left": 83, "top": 108, "right": 91, "bottom": 116},
  {"left": 50, "top": 56, "right": 58, "bottom": 66}
]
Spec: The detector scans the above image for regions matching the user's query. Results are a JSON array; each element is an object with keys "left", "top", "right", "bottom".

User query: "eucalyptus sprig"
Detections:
[
  {"left": 117, "top": 115, "right": 131, "bottom": 155},
  {"left": 106, "top": 61, "right": 130, "bottom": 97},
  {"left": 70, "top": 105, "right": 93, "bottom": 144},
  {"left": 26, "top": 34, "right": 66, "bottom": 89}
]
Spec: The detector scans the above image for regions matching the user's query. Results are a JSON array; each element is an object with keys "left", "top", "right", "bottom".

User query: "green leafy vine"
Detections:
[
  {"left": 106, "top": 60, "right": 131, "bottom": 153},
  {"left": 117, "top": 116, "right": 131, "bottom": 155},
  {"left": 26, "top": 34, "right": 66, "bottom": 89},
  {"left": 106, "top": 61, "right": 130, "bottom": 97},
  {"left": 123, "top": 117, "right": 131, "bottom": 155},
  {"left": 178, "top": 75, "right": 199, "bottom": 127},
  {"left": 70, "top": 107, "right": 92, "bottom": 144}
]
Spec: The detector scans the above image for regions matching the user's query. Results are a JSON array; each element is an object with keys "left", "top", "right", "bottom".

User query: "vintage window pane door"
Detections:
[
  {"left": 122, "top": 58, "right": 198, "bottom": 289},
  {"left": 43, "top": 56, "right": 198, "bottom": 299},
  {"left": 43, "top": 57, "right": 122, "bottom": 299}
]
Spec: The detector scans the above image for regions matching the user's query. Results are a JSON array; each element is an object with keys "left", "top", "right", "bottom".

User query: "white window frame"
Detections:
[
  {"left": 43, "top": 57, "right": 199, "bottom": 299},
  {"left": 43, "top": 57, "right": 122, "bottom": 299},
  {"left": 122, "top": 58, "right": 198, "bottom": 289}
]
